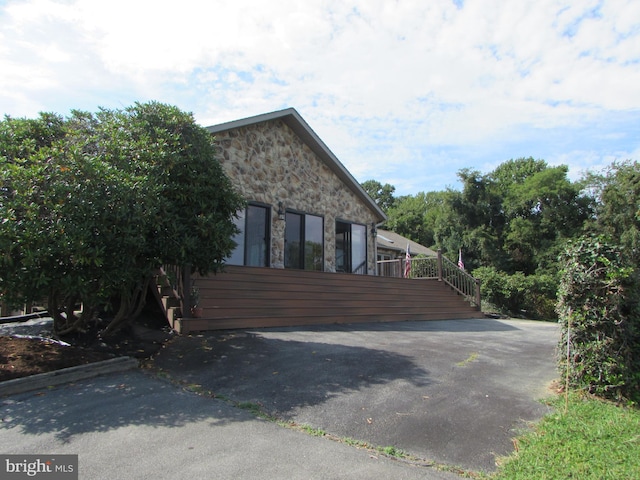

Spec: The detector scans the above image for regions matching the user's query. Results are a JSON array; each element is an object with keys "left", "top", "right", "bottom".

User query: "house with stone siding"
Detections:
[
  {"left": 208, "top": 108, "right": 385, "bottom": 274},
  {"left": 162, "top": 108, "right": 480, "bottom": 333}
]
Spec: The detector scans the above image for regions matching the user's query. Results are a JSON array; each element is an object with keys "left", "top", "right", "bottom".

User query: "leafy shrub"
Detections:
[
  {"left": 473, "top": 266, "right": 558, "bottom": 320},
  {"left": 0, "top": 103, "right": 244, "bottom": 335},
  {"left": 556, "top": 236, "right": 640, "bottom": 403}
]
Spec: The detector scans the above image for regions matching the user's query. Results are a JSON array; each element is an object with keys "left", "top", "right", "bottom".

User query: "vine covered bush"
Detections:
[{"left": 556, "top": 236, "right": 640, "bottom": 403}]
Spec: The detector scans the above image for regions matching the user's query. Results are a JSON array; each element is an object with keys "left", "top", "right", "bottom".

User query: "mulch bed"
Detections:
[
  {"left": 0, "top": 312, "right": 174, "bottom": 382},
  {"left": 0, "top": 336, "right": 116, "bottom": 382}
]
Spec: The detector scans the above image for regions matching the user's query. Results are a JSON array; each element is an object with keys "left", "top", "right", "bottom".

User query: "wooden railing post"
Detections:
[
  {"left": 182, "top": 265, "right": 192, "bottom": 318},
  {"left": 475, "top": 278, "right": 481, "bottom": 311},
  {"left": 437, "top": 249, "right": 443, "bottom": 281}
]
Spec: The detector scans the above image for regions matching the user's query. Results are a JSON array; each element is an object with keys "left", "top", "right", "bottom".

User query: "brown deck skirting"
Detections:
[{"left": 172, "top": 266, "right": 479, "bottom": 333}]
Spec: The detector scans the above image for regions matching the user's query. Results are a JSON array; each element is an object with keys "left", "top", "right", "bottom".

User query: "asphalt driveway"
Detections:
[
  {"left": 152, "top": 318, "right": 560, "bottom": 473},
  {"left": 1, "top": 318, "right": 559, "bottom": 478},
  {"left": 3, "top": 369, "right": 460, "bottom": 479}
]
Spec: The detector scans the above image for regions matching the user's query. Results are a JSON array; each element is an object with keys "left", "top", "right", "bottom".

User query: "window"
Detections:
[
  {"left": 335, "top": 221, "right": 367, "bottom": 274},
  {"left": 284, "top": 212, "right": 324, "bottom": 271},
  {"left": 227, "top": 204, "right": 270, "bottom": 267}
]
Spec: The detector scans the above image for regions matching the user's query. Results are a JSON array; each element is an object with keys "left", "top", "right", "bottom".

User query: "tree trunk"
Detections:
[{"left": 101, "top": 276, "right": 150, "bottom": 336}]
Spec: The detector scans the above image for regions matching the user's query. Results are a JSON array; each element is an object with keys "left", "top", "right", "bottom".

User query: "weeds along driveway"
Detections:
[{"left": 152, "top": 318, "right": 560, "bottom": 473}]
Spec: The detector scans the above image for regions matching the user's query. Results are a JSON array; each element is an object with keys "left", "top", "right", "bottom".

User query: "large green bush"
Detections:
[
  {"left": 0, "top": 103, "right": 245, "bottom": 335},
  {"left": 473, "top": 266, "right": 558, "bottom": 319},
  {"left": 556, "top": 236, "right": 640, "bottom": 403}
]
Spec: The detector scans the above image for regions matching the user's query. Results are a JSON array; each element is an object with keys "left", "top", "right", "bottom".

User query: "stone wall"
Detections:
[{"left": 215, "top": 119, "right": 379, "bottom": 273}]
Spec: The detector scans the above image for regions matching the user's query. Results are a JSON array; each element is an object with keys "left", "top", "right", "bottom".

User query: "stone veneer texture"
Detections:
[{"left": 214, "top": 119, "right": 379, "bottom": 273}]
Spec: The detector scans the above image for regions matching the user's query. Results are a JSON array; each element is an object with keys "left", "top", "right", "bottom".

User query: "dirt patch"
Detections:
[
  {"left": 0, "top": 313, "right": 174, "bottom": 382},
  {"left": 0, "top": 336, "right": 116, "bottom": 382}
]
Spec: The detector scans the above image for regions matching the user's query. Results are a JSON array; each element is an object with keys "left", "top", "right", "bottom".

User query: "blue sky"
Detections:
[{"left": 1, "top": 0, "right": 638, "bottom": 195}]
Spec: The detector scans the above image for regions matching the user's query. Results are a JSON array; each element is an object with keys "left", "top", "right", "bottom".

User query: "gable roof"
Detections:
[
  {"left": 206, "top": 108, "right": 386, "bottom": 222},
  {"left": 376, "top": 229, "right": 437, "bottom": 257}
]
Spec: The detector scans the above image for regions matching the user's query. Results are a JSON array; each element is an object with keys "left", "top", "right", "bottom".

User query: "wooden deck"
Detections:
[{"left": 170, "top": 266, "right": 481, "bottom": 333}]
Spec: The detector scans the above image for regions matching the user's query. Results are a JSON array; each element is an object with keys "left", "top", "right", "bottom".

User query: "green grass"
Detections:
[
  {"left": 299, "top": 424, "right": 326, "bottom": 437},
  {"left": 381, "top": 445, "right": 407, "bottom": 458},
  {"left": 492, "top": 394, "right": 640, "bottom": 480}
]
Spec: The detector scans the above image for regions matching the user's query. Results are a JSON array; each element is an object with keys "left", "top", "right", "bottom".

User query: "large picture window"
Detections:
[
  {"left": 335, "top": 221, "right": 367, "bottom": 274},
  {"left": 227, "top": 204, "right": 270, "bottom": 267},
  {"left": 284, "top": 211, "right": 324, "bottom": 271}
]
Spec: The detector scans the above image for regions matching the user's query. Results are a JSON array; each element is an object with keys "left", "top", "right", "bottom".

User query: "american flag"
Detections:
[
  {"left": 458, "top": 249, "right": 464, "bottom": 270},
  {"left": 404, "top": 244, "right": 411, "bottom": 278}
]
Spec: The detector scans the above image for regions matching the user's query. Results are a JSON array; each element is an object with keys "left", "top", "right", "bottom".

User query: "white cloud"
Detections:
[{"left": 0, "top": 0, "right": 638, "bottom": 194}]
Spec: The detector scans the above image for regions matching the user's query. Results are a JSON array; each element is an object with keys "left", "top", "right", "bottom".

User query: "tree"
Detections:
[
  {"left": 447, "top": 159, "right": 590, "bottom": 275},
  {"left": 361, "top": 179, "right": 396, "bottom": 211},
  {"left": 585, "top": 160, "right": 640, "bottom": 263},
  {"left": 0, "top": 102, "right": 244, "bottom": 336},
  {"left": 450, "top": 167, "right": 506, "bottom": 271},
  {"left": 385, "top": 193, "right": 432, "bottom": 247},
  {"left": 438, "top": 158, "right": 592, "bottom": 317},
  {"left": 490, "top": 157, "right": 547, "bottom": 196},
  {"left": 424, "top": 190, "right": 459, "bottom": 251},
  {"left": 503, "top": 165, "right": 592, "bottom": 274}
]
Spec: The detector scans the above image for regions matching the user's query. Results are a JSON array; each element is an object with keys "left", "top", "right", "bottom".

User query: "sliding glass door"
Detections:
[
  {"left": 284, "top": 211, "right": 324, "bottom": 271},
  {"left": 335, "top": 221, "right": 367, "bottom": 274}
]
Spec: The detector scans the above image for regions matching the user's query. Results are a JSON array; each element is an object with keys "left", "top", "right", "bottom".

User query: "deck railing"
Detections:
[{"left": 377, "top": 250, "right": 481, "bottom": 309}]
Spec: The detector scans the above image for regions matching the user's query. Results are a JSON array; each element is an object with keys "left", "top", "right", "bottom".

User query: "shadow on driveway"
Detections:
[
  {"left": 1, "top": 334, "right": 433, "bottom": 443},
  {"left": 3, "top": 370, "right": 459, "bottom": 480},
  {"left": 151, "top": 318, "right": 559, "bottom": 473},
  {"left": 0, "top": 372, "right": 251, "bottom": 443},
  {"left": 153, "top": 332, "right": 432, "bottom": 414}
]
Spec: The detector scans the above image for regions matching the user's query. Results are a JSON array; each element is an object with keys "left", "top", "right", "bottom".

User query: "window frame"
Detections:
[
  {"left": 227, "top": 202, "right": 271, "bottom": 267},
  {"left": 284, "top": 209, "right": 324, "bottom": 271}
]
